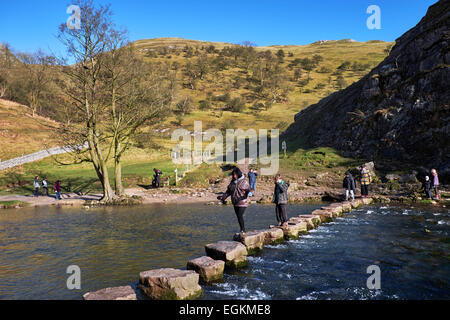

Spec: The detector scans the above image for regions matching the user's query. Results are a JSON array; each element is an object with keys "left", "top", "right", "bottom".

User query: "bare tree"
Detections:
[
  {"left": 102, "top": 31, "right": 175, "bottom": 195},
  {"left": 16, "top": 50, "right": 55, "bottom": 116},
  {"left": 56, "top": 0, "right": 116, "bottom": 202}
]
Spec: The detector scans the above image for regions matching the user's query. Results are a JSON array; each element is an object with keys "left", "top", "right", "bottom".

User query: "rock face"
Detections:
[
  {"left": 83, "top": 285, "right": 137, "bottom": 300},
  {"left": 187, "top": 256, "right": 225, "bottom": 284},
  {"left": 205, "top": 241, "right": 248, "bottom": 268},
  {"left": 139, "top": 268, "right": 202, "bottom": 300},
  {"left": 284, "top": 0, "right": 450, "bottom": 180},
  {"left": 233, "top": 230, "right": 266, "bottom": 254}
]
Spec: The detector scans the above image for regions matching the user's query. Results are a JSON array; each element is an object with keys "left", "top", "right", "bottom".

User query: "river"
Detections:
[{"left": 0, "top": 203, "right": 448, "bottom": 299}]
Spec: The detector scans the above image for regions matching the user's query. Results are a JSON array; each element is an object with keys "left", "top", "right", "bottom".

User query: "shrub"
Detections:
[
  {"left": 175, "top": 96, "right": 193, "bottom": 115},
  {"left": 227, "top": 97, "right": 245, "bottom": 113},
  {"left": 198, "top": 100, "right": 211, "bottom": 111}
]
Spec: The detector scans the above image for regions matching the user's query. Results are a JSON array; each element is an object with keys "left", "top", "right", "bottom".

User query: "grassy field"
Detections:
[
  {"left": 0, "top": 38, "right": 392, "bottom": 194},
  {"left": 0, "top": 99, "right": 58, "bottom": 160}
]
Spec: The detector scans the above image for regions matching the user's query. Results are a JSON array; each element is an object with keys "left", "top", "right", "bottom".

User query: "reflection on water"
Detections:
[
  {"left": 0, "top": 203, "right": 448, "bottom": 300},
  {"left": 0, "top": 203, "right": 322, "bottom": 299}
]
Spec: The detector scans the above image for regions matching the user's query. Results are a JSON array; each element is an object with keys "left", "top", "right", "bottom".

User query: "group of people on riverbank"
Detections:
[
  {"left": 422, "top": 169, "right": 440, "bottom": 200},
  {"left": 342, "top": 164, "right": 372, "bottom": 201},
  {"left": 218, "top": 167, "right": 290, "bottom": 233},
  {"left": 33, "top": 176, "right": 62, "bottom": 200}
]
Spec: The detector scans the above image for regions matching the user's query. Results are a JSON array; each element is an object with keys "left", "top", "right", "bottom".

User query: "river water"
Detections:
[{"left": 0, "top": 203, "right": 448, "bottom": 300}]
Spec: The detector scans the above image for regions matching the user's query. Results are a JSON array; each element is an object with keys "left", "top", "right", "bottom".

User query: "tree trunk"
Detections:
[{"left": 114, "top": 157, "right": 124, "bottom": 196}]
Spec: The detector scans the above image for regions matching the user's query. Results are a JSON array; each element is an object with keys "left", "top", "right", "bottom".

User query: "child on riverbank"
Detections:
[{"left": 422, "top": 176, "right": 432, "bottom": 200}]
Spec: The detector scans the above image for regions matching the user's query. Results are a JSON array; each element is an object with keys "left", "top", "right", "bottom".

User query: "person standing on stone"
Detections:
[
  {"left": 54, "top": 180, "right": 62, "bottom": 200},
  {"left": 431, "top": 169, "right": 440, "bottom": 199},
  {"left": 42, "top": 178, "right": 49, "bottom": 196},
  {"left": 33, "top": 176, "right": 40, "bottom": 197},
  {"left": 343, "top": 171, "right": 356, "bottom": 201},
  {"left": 273, "top": 174, "right": 290, "bottom": 227},
  {"left": 422, "top": 176, "right": 432, "bottom": 200},
  {"left": 218, "top": 167, "right": 251, "bottom": 234},
  {"left": 247, "top": 168, "right": 258, "bottom": 197},
  {"left": 360, "top": 164, "right": 372, "bottom": 197}
]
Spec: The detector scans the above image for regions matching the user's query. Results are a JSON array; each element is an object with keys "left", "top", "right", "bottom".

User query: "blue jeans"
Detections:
[
  {"left": 55, "top": 191, "right": 61, "bottom": 200},
  {"left": 249, "top": 181, "right": 256, "bottom": 196}
]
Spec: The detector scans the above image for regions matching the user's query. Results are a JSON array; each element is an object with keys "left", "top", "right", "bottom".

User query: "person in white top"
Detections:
[
  {"left": 33, "top": 176, "right": 40, "bottom": 197},
  {"left": 42, "top": 178, "right": 49, "bottom": 196}
]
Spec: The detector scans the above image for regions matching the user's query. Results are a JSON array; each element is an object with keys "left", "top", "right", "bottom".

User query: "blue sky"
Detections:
[{"left": 0, "top": 0, "right": 437, "bottom": 54}]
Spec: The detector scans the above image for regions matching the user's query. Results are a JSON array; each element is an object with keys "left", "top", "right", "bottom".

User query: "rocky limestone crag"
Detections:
[
  {"left": 83, "top": 285, "right": 137, "bottom": 300},
  {"left": 205, "top": 241, "right": 248, "bottom": 269},
  {"left": 139, "top": 268, "right": 202, "bottom": 300},
  {"left": 187, "top": 256, "right": 225, "bottom": 284},
  {"left": 284, "top": 0, "right": 450, "bottom": 180}
]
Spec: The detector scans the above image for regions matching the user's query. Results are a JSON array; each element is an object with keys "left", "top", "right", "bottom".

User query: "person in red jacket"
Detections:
[{"left": 54, "top": 180, "right": 62, "bottom": 200}]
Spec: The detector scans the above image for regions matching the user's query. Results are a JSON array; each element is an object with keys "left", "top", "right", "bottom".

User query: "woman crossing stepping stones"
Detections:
[{"left": 218, "top": 168, "right": 252, "bottom": 234}]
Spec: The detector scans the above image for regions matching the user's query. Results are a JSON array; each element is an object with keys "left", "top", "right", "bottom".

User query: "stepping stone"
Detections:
[
  {"left": 83, "top": 285, "right": 137, "bottom": 300},
  {"left": 350, "top": 199, "right": 363, "bottom": 209},
  {"left": 321, "top": 204, "right": 343, "bottom": 217},
  {"left": 296, "top": 215, "right": 320, "bottom": 229},
  {"left": 205, "top": 241, "right": 248, "bottom": 269},
  {"left": 187, "top": 256, "right": 225, "bottom": 284},
  {"left": 233, "top": 230, "right": 266, "bottom": 254},
  {"left": 260, "top": 228, "right": 285, "bottom": 245},
  {"left": 311, "top": 209, "right": 334, "bottom": 222},
  {"left": 139, "top": 268, "right": 202, "bottom": 300},
  {"left": 340, "top": 202, "right": 353, "bottom": 212},
  {"left": 324, "top": 206, "right": 343, "bottom": 217},
  {"left": 282, "top": 221, "right": 307, "bottom": 239},
  {"left": 361, "top": 197, "right": 374, "bottom": 205}
]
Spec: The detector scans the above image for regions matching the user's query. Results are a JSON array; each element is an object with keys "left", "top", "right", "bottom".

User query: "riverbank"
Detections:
[{"left": 0, "top": 180, "right": 448, "bottom": 209}]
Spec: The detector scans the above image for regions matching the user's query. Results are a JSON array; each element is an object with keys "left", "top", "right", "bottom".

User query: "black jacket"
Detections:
[
  {"left": 422, "top": 180, "right": 432, "bottom": 191},
  {"left": 343, "top": 175, "right": 356, "bottom": 191}
]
